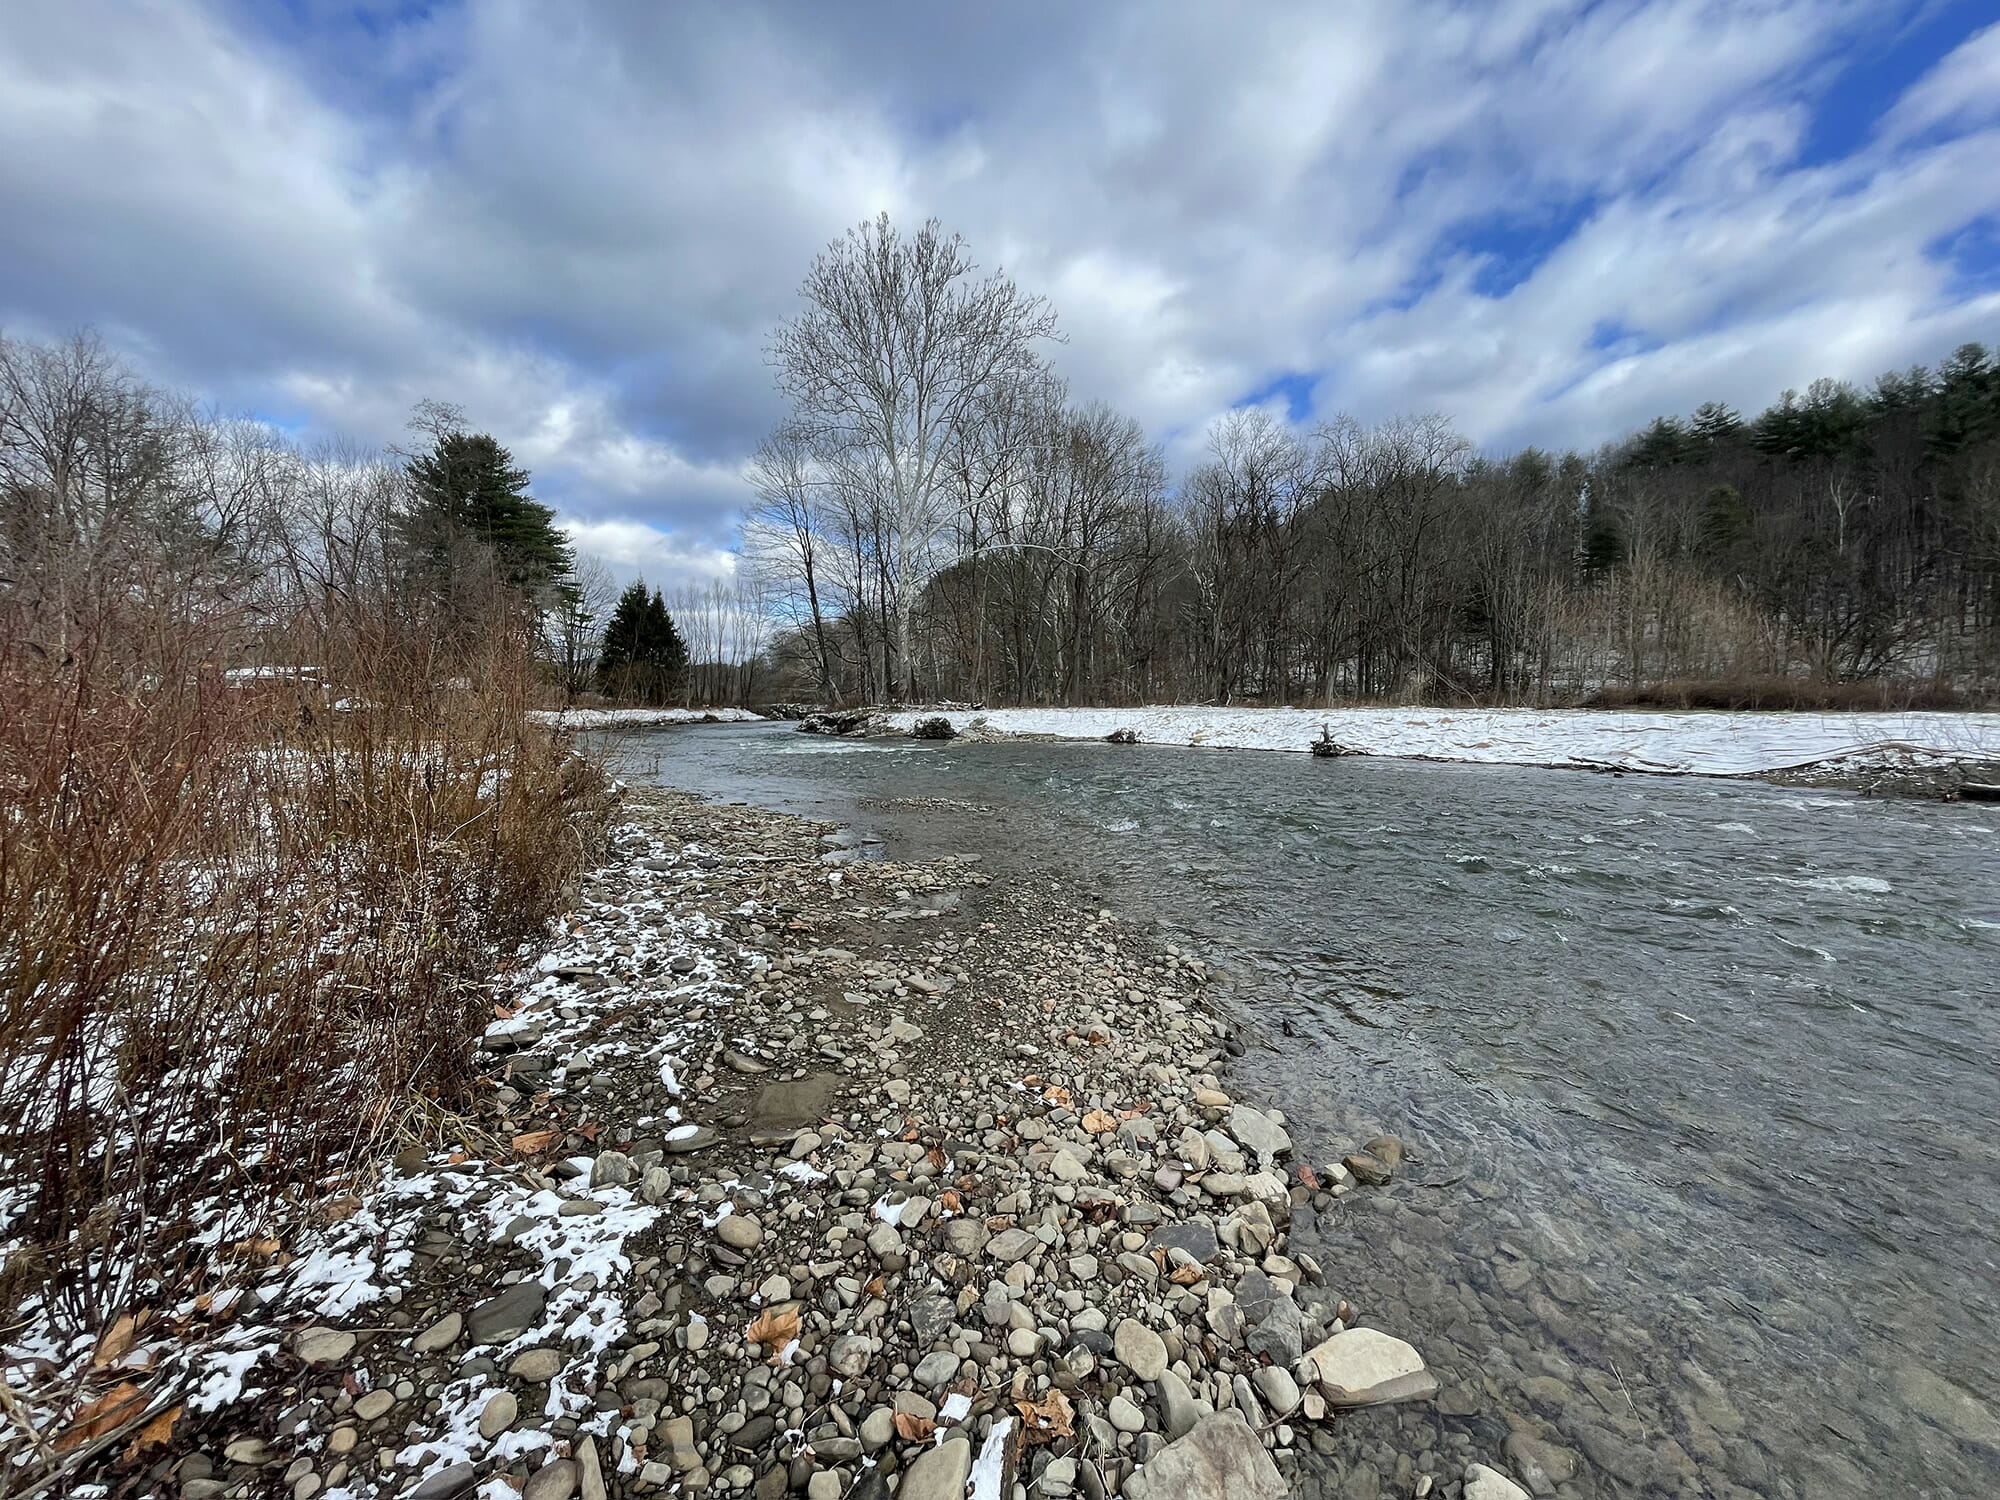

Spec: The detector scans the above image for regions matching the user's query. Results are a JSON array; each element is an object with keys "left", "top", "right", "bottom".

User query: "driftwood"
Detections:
[{"left": 1960, "top": 783, "right": 2000, "bottom": 802}]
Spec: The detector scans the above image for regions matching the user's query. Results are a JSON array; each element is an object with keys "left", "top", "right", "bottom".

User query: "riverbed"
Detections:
[{"left": 610, "top": 721, "right": 2000, "bottom": 1499}]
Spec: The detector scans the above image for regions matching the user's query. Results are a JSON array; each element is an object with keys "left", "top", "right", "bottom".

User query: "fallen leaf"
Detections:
[
  {"left": 1015, "top": 1388, "right": 1074, "bottom": 1444},
  {"left": 926, "top": 1145, "right": 947, "bottom": 1171},
  {"left": 322, "top": 1194, "right": 363, "bottom": 1223},
  {"left": 576, "top": 1121, "right": 602, "bottom": 1143},
  {"left": 745, "top": 1306, "right": 801, "bottom": 1347},
  {"left": 92, "top": 1314, "right": 139, "bottom": 1368},
  {"left": 123, "top": 1404, "right": 181, "bottom": 1462},
  {"left": 1297, "top": 1163, "right": 1320, "bottom": 1190},
  {"left": 55, "top": 1383, "right": 146, "bottom": 1452},
  {"left": 510, "top": 1129, "right": 558, "bottom": 1155},
  {"left": 893, "top": 1412, "right": 936, "bottom": 1441},
  {"left": 938, "top": 1189, "right": 962, "bottom": 1213},
  {"left": 1041, "top": 1086, "right": 1072, "bottom": 1108},
  {"left": 862, "top": 1275, "right": 886, "bottom": 1299},
  {"left": 1169, "top": 1262, "right": 1205, "bottom": 1286},
  {"left": 1081, "top": 1110, "right": 1117, "bottom": 1134}
]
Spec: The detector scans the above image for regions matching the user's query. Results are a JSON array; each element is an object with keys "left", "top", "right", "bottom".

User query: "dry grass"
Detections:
[{"left": 0, "top": 599, "right": 612, "bottom": 1342}]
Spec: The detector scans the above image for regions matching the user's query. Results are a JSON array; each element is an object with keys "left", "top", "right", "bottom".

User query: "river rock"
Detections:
[
  {"left": 1464, "top": 1464, "right": 1531, "bottom": 1500},
  {"left": 1252, "top": 1365, "right": 1300, "bottom": 1416},
  {"left": 479, "top": 1390, "right": 518, "bottom": 1440},
  {"left": 941, "top": 1219, "right": 989, "bottom": 1257},
  {"left": 589, "top": 1151, "right": 634, "bottom": 1187},
  {"left": 468, "top": 1280, "right": 547, "bottom": 1343},
  {"left": 1306, "top": 1328, "right": 1440, "bottom": 1407},
  {"left": 412, "top": 1311, "right": 462, "bottom": 1354},
  {"left": 1157, "top": 1368, "right": 1204, "bottom": 1439},
  {"left": 987, "top": 1227, "right": 1039, "bottom": 1263},
  {"left": 1123, "top": 1414, "right": 1286, "bottom": 1500},
  {"left": 659, "top": 1416, "right": 700, "bottom": 1471},
  {"left": 1226, "top": 1104, "right": 1292, "bottom": 1162},
  {"left": 1115, "top": 1319, "right": 1169, "bottom": 1381},
  {"left": 1343, "top": 1150, "right": 1393, "bottom": 1185},
  {"left": 718, "top": 1214, "right": 764, "bottom": 1249},
  {"left": 1148, "top": 1219, "right": 1220, "bottom": 1264},
  {"left": 353, "top": 1389, "right": 394, "bottom": 1421},
  {"left": 898, "top": 1439, "right": 972, "bottom": 1500},
  {"left": 524, "top": 1458, "right": 578, "bottom": 1500},
  {"left": 410, "top": 1464, "right": 478, "bottom": 1500},
  {"left": 509, "top": 1347, "right": 565, "bottom": 1383},
  {"left": 291, "top": 1327, "right": 355, "bottom": 1364}
]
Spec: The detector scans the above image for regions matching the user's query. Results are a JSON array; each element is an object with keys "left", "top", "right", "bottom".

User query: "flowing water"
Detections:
[{"left": 612, "top": 721, "right": 2000, "bottom": 1498}]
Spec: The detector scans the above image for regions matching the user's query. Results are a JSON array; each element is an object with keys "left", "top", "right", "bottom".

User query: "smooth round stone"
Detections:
[
  {"left": 479, "top": 1390, "right": 518, "bottom": 1441},
  {"left": 509, "top": 1347, "right": 565, "bottom": 1383},
  {"left": 1108, "top": 1395, "right": 1146, "bottom": 1433},
  {"left": 718, "top": 1216, "right": 764, "bottom": 1250},
  {"left": 1007, "top": 1328, "right": 1042, "bottom": 1358},
  {"left": 352, "top": 1389, "right": 394, "bottom": 1421},
  {"left": 1113, "top": 1319, "right": 1169, "bottom": 1382}
]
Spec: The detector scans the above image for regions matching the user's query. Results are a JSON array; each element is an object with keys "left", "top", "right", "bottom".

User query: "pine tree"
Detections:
[
  {"left": 596, "top": 580, "right": 689, "bottom": 703},
  {"left": 400, "top": 428, "right": 574, "bottom": 595}
]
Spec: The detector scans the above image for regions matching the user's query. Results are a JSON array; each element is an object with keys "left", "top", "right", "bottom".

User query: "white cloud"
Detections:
[{"left": 1, "top": 0, "right": 1995, "bottom": 560}]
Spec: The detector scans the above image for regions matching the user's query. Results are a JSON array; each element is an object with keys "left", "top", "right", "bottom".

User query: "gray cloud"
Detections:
[{"left": 3, "top": 0, "right": 1996, "bottom": 586}]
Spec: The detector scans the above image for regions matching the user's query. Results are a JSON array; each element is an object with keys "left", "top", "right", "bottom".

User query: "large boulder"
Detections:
[
  {"left": 1304, "top": 1327, "right": 1439, "bottom": 1408},
  {"left": 1124, "top": 1414, "right": 1286, "bottom": 1500},
  {"left": 908, "top": 715, "right": 957, "bottom": 740}
]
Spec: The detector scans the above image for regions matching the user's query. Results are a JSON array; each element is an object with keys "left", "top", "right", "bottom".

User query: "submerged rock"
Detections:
[
  {"left": 1306, "top": 1327, "right": 1440, "bottom": 1408},
  {"left": 1123, "top": 1414, "right": 1287, "bottom": 1500}
]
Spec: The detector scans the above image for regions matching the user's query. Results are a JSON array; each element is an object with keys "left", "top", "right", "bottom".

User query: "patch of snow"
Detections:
[{"left": 875, "top": 705, "right": 2000, "bottom": 777}]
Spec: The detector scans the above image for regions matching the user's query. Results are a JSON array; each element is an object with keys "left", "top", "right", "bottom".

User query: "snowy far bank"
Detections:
[
  {"left": 877, "top": 705, "right": 2000, "bottom": 777},
  {"left": 529, "top": 706, "right": 764, "bottom": 729}
]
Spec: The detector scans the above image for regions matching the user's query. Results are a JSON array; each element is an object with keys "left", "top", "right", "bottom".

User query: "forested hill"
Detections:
[{"left": 754, "top": 307, "right": 2000, "bottom": 708}]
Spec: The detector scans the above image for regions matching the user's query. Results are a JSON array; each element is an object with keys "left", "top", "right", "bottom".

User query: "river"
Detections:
[{"left": 610, "top": 720, "right": 2000, "bottom": 1499}]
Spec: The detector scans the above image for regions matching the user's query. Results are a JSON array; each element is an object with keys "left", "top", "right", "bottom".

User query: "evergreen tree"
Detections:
[
  {"left": 596, "top": 580, "right": 689, "bottom": 703},
  {"left": 399, "top": 427, "right": 574, "bottom": 595}
]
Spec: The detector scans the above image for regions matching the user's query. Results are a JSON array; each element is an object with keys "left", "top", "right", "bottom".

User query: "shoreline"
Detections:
[{"left": 63, "top": 786, "right": 1499, "bottom": 1500}]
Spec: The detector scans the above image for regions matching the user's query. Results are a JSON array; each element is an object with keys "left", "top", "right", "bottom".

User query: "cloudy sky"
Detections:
[{"left": 4, "top": 1, "right": 1998, "bottom": 587}]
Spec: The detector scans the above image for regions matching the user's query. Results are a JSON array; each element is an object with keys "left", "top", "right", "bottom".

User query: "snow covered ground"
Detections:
[
  {"left": 878, "top": 705, "right": 2000, "bottom": 777},
  {"left": 529, "top": 706, "right": 763, "bottom": 729}
]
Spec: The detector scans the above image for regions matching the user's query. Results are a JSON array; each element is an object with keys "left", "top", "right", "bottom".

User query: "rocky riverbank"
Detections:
[{"left": 95, "top": 787, "right": 1534, "bottom": 1500}]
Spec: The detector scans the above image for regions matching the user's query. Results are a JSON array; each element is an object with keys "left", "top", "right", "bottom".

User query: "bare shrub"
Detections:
[{"left": 0, "top": 333, "right": 612, "bottom": 1355}]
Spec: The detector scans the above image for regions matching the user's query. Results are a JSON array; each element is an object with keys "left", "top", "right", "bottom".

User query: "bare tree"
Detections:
[{"left": 769, "top": 214, "right": 1059, "bottom": 701}]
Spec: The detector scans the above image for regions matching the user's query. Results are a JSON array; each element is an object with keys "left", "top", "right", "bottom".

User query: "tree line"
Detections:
[{"left": 750, "top": 215, "right": 2000, "bottom": 706}]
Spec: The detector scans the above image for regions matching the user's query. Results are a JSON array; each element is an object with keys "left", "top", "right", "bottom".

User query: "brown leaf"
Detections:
[
  {"left": 92, "top": 1314, "right": 139, "bottom": 1368},
  {"left": 893, "top": 1411, "right": 937, "bottom": 1442},
  {"left": 926, "top": 1145, "right": 947, "bottom": 1171},
  {"left": 123, "top": 1404, "right": 181, "bottom": 1462},
  {"left": 510, "top": 1129, "right": 558, "bottom": 1155},
  {"left": 55, "top": 1382, "right": 146, "bottom": 1453},
  {"left": 1080, "top": 1110, "right": 1117, "bottom": 1135},
  {"left": 322, "top": 1194, "right": 363, "bottom": 1223},
  {"left": 938, "top": 1189, "right": 962, "bottom": 1213},
  {"left": 1015, "top": 1388, "right": 1074, "bottom": 1444},
  {"left": 745, "top": 1306, "right": 801, "bottom": 1348},
  {"left": 1297, "top": 1163, "right": 1320, "bottom": 1190},
  {"left": 1169, "top": 1262, "right": 1205, "bottom": 1286},
  {"left": 862, "top": 1275, "right": 886, "bottom": 1299},
  {"left": 1041, "top": 1086, "right": 1072, "bottom": 1108},
  {"left": 576, "top": 1121, "right": 602, "bottom": 1143}
]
